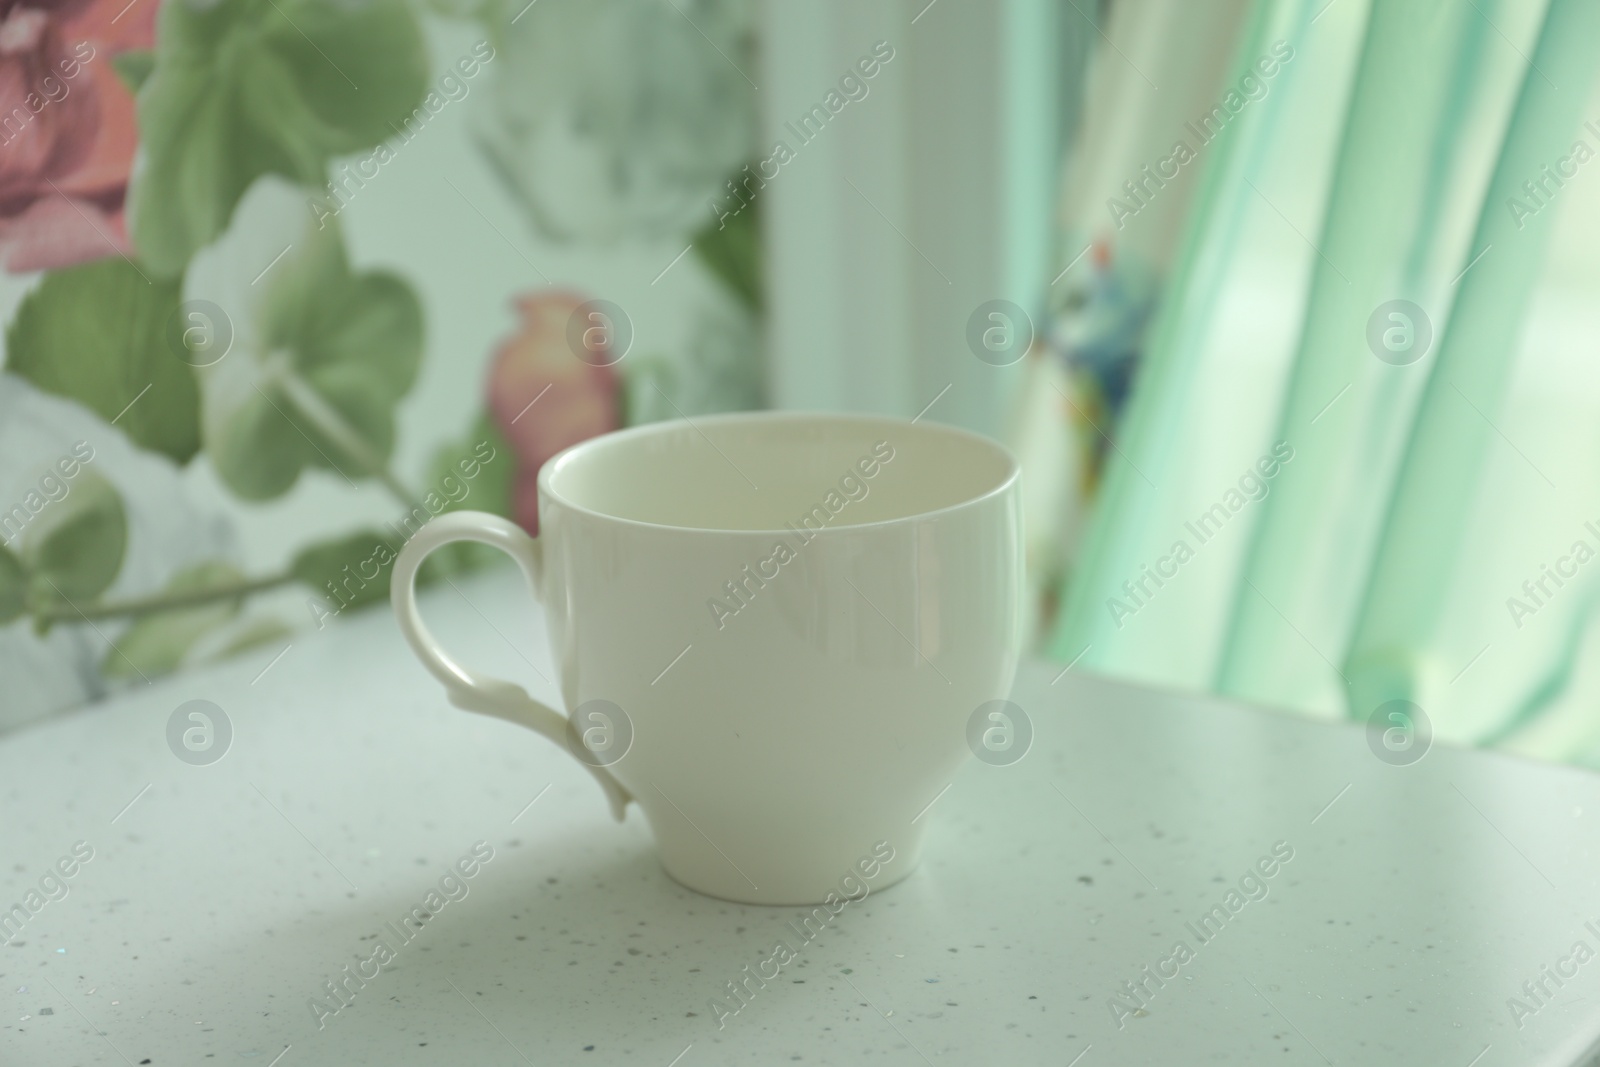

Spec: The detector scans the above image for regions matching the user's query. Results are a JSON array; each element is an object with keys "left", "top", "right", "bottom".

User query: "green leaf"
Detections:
[
  {"left": 6, "top": 260, "right": 201, "bottom": 463},
  {"left": 429, "top": 414, "right": 513, "bottom": 520},
  {"left": 21, "top": 473, "right": 127, "bottom": 609},
  {"left": 418, "top": 0, "right": 495, "bottom": 18},
  {"left": 619, "top": 355, "right": 679, "bottom": 425},
  {"left": 101, "top": 561, "right": 245, "bottom": 680},
  {"left": 0, "top": 543, "right": 25, "bottom": 625},
  {"left": 202, "top": 615, "right": 296, "bottom": 662},
  {"left": 205, "top": 223, "right": 423, "bottom": 499},
  {"left": 112, "top": 49, "right": 156, "bottom": 93},
  {"left": 416, "top": 415, "right": 515, "bottom": 582},
  {"left": 130, "top": 0, "right": 429, "bottom": 275},
  {"left": 691, "top": 176, "right": 762, "bottom": 313},
  {"left": 290, "top": 531, "right": 396, "bottom": 615}
]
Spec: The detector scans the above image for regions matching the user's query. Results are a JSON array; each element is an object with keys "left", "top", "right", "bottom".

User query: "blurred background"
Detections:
[{"left": 3, "top": 0, "right": 1599, "bottom": 767}]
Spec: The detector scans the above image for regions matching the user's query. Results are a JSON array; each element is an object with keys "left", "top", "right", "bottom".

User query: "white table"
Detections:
[{"left": 4, "top": 570, "right": 1600, "bottom": 1066}]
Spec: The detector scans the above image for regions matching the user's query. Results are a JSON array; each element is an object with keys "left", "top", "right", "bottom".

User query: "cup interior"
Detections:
[{"left": 541, "top": 412, "right": 1016, "bottom": 532}]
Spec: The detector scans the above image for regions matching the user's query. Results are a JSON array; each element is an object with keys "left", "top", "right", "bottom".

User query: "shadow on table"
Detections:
[{"left": 192, "top": 818, "right": 852, "bottom": 1056}]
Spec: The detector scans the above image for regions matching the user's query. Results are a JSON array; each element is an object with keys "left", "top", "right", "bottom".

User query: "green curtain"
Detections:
[{"left": 1048, "top": 0, "right": 1600, "bottom": 763}]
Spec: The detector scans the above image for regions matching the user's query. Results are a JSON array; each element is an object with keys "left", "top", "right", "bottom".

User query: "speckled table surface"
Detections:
[{"left": 4, "top": 570, "right": 1600, "bottom": 1067}]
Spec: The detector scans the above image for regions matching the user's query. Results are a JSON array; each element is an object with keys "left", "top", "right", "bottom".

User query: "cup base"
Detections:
[{"left": 657, "top": 853, "right": 920, "bottom": 907}]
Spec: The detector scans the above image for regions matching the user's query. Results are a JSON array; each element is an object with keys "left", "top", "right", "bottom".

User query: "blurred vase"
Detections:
[{"left": 486, "top": 291, "right": 622, "bottom": 536}]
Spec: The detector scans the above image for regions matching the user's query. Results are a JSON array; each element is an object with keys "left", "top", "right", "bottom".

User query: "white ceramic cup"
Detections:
[{"left": 391, "top": 412, "right": 1022, "bottom": 905}]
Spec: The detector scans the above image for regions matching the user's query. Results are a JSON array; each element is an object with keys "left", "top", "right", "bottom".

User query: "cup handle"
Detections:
[{"left": 389, "top": 510, "right": 631, "bottom": 821}]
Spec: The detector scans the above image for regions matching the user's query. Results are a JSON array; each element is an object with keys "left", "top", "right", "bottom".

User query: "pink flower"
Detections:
[
  {"left": 0, "top": 0, "right": 154, "bottom": 273},
  {"left": 487, "top": 291, "right": 621, "bottom": 536}
]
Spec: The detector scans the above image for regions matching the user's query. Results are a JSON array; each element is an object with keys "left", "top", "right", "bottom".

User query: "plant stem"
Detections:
[
  {"left": 33, "top": 571, "right": 296, "bottom": 624},
  {"left": 276, "top": 369, "right": 427, "bottom": 513}
]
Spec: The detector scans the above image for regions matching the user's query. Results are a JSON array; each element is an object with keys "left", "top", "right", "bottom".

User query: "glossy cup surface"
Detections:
[{"left": 536, "top": 412, "right": 1022, "bottom": 904}]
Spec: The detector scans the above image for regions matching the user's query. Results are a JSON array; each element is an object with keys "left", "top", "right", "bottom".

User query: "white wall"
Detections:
[{"left": 760, "top": 0, "right": 1062, "bottom": 437}]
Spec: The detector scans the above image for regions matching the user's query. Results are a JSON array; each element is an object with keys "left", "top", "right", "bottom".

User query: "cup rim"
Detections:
[{"left": 537, "top": 410, "right": 1020, "bottom": 536}]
